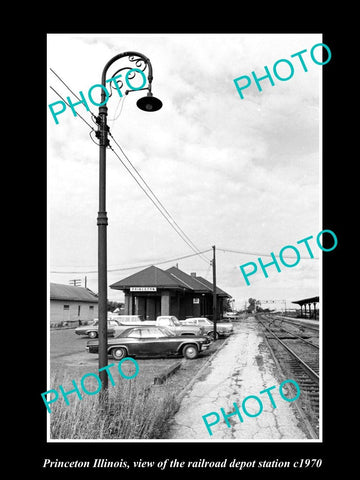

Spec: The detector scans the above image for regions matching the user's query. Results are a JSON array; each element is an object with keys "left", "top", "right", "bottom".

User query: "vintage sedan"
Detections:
[
  {"left": 86, "top": 325, "right": 211, "bottom": 360},
  {"left": 75, "top": 319, "right": 123, "bottom": 338},
  {"left": 181, "top": 317, "right": 234, "bottom": 340}
]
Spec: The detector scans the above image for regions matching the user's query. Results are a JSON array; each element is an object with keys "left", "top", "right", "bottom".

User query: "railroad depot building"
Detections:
[
  {"left": 50, "top": 283, "right": 98, "bottom": 326},
  {"left": 110, "top": 265, "right": 231, "bottom": 320}
]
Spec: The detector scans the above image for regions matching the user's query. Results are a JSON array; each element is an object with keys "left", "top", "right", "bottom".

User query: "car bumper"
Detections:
[
  {"left": 200, "top": 344, "right": 210, "bottom": 351},
  {"left": 86, "top": 346, "right": 98, "bottom": 354},
  {"left": 218, "top": 330, "right": 233, "bottom": 336}
]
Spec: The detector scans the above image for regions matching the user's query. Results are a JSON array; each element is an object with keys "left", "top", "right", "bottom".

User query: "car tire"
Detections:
[
  {"left": 208, "top": 331, "right": 219, "bottom": 340},
  {"left": 182, "top": 344, "right": 198, "bottom": 359},
  {"left": 88, "top": 331, "right": 98, "bottom": 339},
  {"left": 111, "top": 347, "right": 127, "bottom": 360}
]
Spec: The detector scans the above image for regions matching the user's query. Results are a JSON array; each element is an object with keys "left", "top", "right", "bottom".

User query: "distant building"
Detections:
[
  {"left": 292, "top": 296, "right": 319, "bottom": 319},
  {"left": 110, "top": 265, "right": 231, "bottom": 320},
  {"left": 50, "top": 283, "right": 98, "bottom": 326}
]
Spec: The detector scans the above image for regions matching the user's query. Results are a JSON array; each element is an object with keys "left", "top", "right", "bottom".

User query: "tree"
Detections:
[
  {"left": 223, "top": 298, "right": 233, "bottom": 312},
  {"left": 247, "top": 298, "right": 261, "bottom": 313},
  {"left": 107, "top": 300, "right": 125, "bottom": 312},
  {"left": 247, "top": 298, "right": 256, "bottom": 313}
]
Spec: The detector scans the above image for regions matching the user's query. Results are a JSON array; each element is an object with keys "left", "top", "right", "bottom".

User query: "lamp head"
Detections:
[{"left": 136, "top": 92, "right": 163, "bottom": 112}]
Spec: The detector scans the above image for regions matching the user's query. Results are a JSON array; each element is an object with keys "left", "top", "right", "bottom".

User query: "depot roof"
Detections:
[
  {"left": 110, "top": 265, "right": 189, "bottom": 290},
  {"left": 166, "top": 267, "right": 230, "bottom": 297},
  {"left": 110, "top": 265, "right": 231, "bottom": 297},
  {"left": 50, "top": 283, "right": 98, "bottom": 302},
  {"left": 165, "top": 266, "right": 210, "bottom": 292},
  {"left": 291, "top": 296, "right": 319, "bottom": 306}
]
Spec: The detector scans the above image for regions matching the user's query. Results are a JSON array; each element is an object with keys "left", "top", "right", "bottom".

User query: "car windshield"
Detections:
[
  {"left": 115, "top": 328, "right": 133, "bottom": 338},
  {"left": 172, "top": 317, "right": 181, "bottom": 326},
  {"left": 198, "top": 318, "right": 212, "bottom": 325}
]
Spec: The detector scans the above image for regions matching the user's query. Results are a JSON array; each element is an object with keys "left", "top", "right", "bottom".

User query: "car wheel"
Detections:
[
  {"left": 182, "top": 344, "right": 198, "bottom": 359},
  {"left": 208, "top": 331, "right": 219, "bottom": 340},
  {"left": 111, "top": 347, "right": 127, "bottom": 360},
  {"left": 88, "top": 331, "right": 98, "bottom": 339}
]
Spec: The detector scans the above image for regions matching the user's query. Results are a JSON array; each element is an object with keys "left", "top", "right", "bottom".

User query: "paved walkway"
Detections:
[{"left": 166, "top": 316, "right": 308, "bottom": 440}]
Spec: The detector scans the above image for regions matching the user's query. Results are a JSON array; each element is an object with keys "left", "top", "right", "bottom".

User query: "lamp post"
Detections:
[
  {"left": 212, "top": 245, "right": 217, "bottom": 339},
  {"left": 96, "top": 51, "right": 162, "bottom": 400}
]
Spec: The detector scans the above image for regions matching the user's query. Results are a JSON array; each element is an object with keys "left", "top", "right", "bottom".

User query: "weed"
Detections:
[{"left": 49, "top": 373, "right": 179, "bottom": 439}]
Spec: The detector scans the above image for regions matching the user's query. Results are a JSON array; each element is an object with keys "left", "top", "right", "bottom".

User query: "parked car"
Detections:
[
  {"left": 75, "top": 319, "right": 122, "bottom": 338},
  {"left": 155, "top": 315, "right": 201, "bottom": 336},
  {"left": 180, "top": 317, "right": 234, "bottom": 339},
  {"left": 86, "top": 325, "right": 211, "bottom": 360},
  {"left": 223, "top": 311, "right": 239, "bottom": 319},
  {"left": 108, "top": 315, "right": 147, "bottom": 325}
]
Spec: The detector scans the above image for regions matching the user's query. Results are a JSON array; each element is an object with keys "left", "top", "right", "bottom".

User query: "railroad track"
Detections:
[
  {"left": 268, "top": 314, "right": 320, "bottom": 333},
  {"left": 257, "top": 314, "right": 320, "bottom": 438},
  {"left": 265, "top": 314, "right": 320, "bottom": 349}
]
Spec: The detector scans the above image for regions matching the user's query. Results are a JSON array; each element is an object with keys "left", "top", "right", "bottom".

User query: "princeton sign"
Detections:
[{"left": 130, "top": 287, "right": 157, "bottom": 292}]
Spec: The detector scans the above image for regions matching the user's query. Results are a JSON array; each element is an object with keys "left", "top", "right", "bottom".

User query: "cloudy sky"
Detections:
[{"left": 47, "top": 33, "right": 323, "bottom": 308}]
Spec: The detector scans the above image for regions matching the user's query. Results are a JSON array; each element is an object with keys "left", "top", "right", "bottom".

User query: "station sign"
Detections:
[{"left": 130, "top": 287, "right": 157, "bottom": 292}]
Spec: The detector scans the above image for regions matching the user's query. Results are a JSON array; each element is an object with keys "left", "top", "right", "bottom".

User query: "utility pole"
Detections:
[{"left": 212, "top": 245, "right": 217, "bottom": 339}]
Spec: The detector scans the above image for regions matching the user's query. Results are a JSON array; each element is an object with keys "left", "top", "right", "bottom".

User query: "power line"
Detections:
[
  {"left": 50, "top": 248, "right": 212, "bottom": 274},
  {"left": 50, "top": 68, "right": 98, "bottom": 119},
  {"left": 108, "top": 144, "right": 209, "bottom": 263},
  {"left": 49, "top": 68, "right": 209, "bottom": 264},
  {"left": 50, "top": 77, "right": 317, "bottom": 269},
  {"left": 217, "top": 247, "right": 319, "bottom": 260},
  {"left": 108, "top": 132, "right": 210, "bottom": 263},
  {"left": 49, "top": 86, "right": 95, "bottom": 131}
]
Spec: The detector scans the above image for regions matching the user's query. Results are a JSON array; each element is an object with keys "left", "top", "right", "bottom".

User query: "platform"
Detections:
[{"left": 166, "top": 316, "right": 309, "bottom": 441}]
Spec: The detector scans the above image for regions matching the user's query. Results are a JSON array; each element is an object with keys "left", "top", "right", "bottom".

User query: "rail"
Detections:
[{"left": 258, "top": 316, "right": 319, "bottom": 384}]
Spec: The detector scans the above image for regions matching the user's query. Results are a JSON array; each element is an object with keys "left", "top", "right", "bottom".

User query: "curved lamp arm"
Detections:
[{"left": 100, "top": 51, "right": 153, "bottom": 104}]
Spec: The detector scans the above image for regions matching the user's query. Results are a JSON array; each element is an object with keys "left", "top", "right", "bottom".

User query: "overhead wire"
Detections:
[
  {"left": 49, "top": 86, "right": 95, "bottom": 131},
  {"left": 108, "top": 94, "right": 126, "bottom": 122},
  {"left": 49, "top": 68, "right": 210, "bottom": 265},
  {"left": 217, "top": 247, "right": 319, "bottom": 260},
  {"left": 50, "top": 68, "right": 98, "bottom": 121},
  {"left": 51, "top": 70, "right": 317, "bottom": 268},
  {"left": 49, "top": 78, "right": 319, "bottom": 271},
  {"left": 50, "top": 248, "right": 212, "bottom": 274},
  {"left": 108, "top": 132, "right": 210, "bottom": 263},
  {"left": 108, "top": 143, "right": 210, "bottom": 263}
]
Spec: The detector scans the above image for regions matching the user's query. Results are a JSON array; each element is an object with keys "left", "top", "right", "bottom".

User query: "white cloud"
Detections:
[{"left": 48, "top": 33, "right": 322, "bottom": 303}]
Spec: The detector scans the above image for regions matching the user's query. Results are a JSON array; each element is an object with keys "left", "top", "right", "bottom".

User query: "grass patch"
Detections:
[{"left": 49, "top": 373, "right": 179, "bottom": 439}]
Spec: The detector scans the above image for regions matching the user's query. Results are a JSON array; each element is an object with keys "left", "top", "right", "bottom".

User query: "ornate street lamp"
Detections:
[{"left": 96, "top": 52, "right": 162, "bottom": 399}]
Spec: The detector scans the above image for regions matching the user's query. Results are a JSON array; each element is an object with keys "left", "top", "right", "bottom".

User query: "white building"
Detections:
[{"left": 50, "top": 283, "right": 98, "bottom": 327}]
